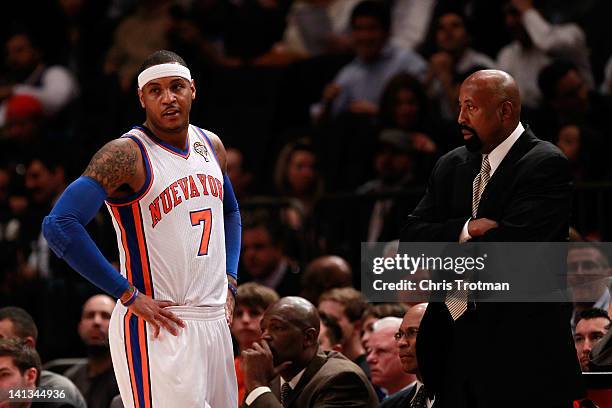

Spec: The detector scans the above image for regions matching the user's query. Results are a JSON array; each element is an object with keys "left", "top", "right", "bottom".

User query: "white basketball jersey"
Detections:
[{"left": 106, "top": 124, "right": 227, "bottom": 307}]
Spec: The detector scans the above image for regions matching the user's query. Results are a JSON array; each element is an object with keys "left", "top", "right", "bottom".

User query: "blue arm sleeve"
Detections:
[
  {"left": 223, "top": 174, "right": 241, "bottom": 281},
  {"left": 42, "top": 176, "right": 130, "bottom": 298}
]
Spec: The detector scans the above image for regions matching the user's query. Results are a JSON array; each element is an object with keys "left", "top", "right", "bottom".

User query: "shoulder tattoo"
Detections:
[{"left": 83, "top": 139, "right": 139, "bottom": 194}]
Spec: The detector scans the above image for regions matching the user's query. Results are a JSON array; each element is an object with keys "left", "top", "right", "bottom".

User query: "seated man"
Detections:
[
  {"left": 0, "top": 337, "right": 74, "bottom": 408},
  {"left": 64, "top": 295, "right": 119, "bottom": 408},
  {"left": 381, "top": 303, "right": 429, "bottom": 408},
  {"left": 0, "top": 307, "right": 86, "bottom": 408},
  {"left": 366, "top": 317, "right": 416, "bottom": 399},
  {"left": 574, "top": 308, "right": 611, "bottom": 372},
  {"left": 241, "top": 297, "right": 378, "bottom": 407},
  {"left": 232, "top": 283, "right": 280, "bottom": 404}
]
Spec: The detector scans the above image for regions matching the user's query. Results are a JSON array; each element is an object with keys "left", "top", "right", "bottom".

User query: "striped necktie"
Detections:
[
  {"left": 281, "top": 382, "right": 292, "bottom": 407},
  {"left": 445, "top": 155, "right": 491, "bottom": 321},
  {"left": 472, "top": 154, "right": 491, "bottom": 218}
]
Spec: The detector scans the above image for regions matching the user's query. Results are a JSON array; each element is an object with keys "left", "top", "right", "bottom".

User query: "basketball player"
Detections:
[{"left": 42, "top": 50, "right": 240, "bottom": 407}]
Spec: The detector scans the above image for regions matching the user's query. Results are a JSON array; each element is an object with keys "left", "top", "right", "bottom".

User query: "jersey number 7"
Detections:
[{"left": 190, "top": 208, "right": 212, "bottom": 256}]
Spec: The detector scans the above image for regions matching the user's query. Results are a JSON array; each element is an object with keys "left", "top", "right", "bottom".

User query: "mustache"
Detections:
[{"left": 459, "top": 124, "right": 478, "bottom": 134}]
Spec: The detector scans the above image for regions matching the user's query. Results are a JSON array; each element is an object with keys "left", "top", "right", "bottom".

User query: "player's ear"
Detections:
[
  {"left": 137, "top": 88, "right": 145, "bottom": 109},
  {"left": 190, "top": 79, "right": 196, "bottom": 100}
]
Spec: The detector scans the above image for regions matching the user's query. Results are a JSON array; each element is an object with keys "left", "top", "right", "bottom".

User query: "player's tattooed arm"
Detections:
[{"left": 82, "top": 138, "right": 140, "bottom": 195}]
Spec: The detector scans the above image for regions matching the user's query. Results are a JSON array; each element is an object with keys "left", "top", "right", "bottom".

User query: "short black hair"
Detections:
[
  {"left": 538, "top": 60, "right": 577, "bottom": 101},
  {"left": 138, "top": 50, "right": 188, "bottom": 76},
  {"left": 577, "top": 308, "right": 611, "bottom": 328},
  {"left": 350, "top": 0, "right": 391, "bottom": 32},
  {"left": 0, "top": 307, "right": 38, "bottom": 341},
  {"left": 0, "top": 338, "right": 41, "bottom": 385}
]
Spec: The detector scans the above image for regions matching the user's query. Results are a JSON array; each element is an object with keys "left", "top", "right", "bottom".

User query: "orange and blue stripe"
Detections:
[
  {"left": 111, "top": 202, "right": 154, "bottom": 408},
  {"left": 124, "top": 310, "right": 152, "bottom": 408}
]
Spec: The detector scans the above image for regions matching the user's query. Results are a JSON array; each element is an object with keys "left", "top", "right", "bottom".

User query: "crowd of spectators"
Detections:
[{"left": 1, "top": 0, "right": 612, "bottom": 406}]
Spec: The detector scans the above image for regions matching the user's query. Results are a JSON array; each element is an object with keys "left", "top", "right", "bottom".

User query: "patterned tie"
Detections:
[
  {"left": 410, "top": 384, "right": 428, "bottom": 408},
  {"left": 472, "top": 154, "right": 491, "bottom": 218},
  {"left": 445, "top": 155, "right": 491, "bottom": 321},
  {"left": 281, "top": 383, "right": 292, "bottom": 407}
]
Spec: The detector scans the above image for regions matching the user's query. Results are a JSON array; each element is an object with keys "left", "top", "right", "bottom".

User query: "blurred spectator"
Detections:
[
  {"left": 378, "top": 73, "right": 444, "bottom": 158},
  {"left": 554, "top": 124, "right": 607, "bottom": 182},
  {"left": 357, "top": 129, "right": 419, "bottom": 242},
  {"left": 536, "top": 60, "right": 612, "bottom": 147},
  {"left": 0, "top": 307, "right": 86, "bottom": 408},
  {"left": 319, "top": 312, "right": 343, "bottom": 352},
  {"left": 318, "top": 287, "right": 369, "bottom": 375},
  {"left": 567, "top": 242, "right": 611, "bottom": 330},
  {"left": 299, "top": 255, "right": 352, "bottom": 305},
  {"left": 0, "top": 30, "right": 78, "bottom": 130},
  {"left": 223, "top": 0, "right": 290, "bottom": 65},
  {"left": 0, "top": 338, "right": 41, "bottom": 402},
  {"left": 104, "top": 0, "right": 173, "bottom": 92},
  {"left": 380, "top": 303, "right": 428, "bottom": 408},
  {"left": 261, "top": 0, "right": 360, "bottom": 64},
  {"left": 574, "top": 308, "right": 611, "bottom": 372},
  {"left": 64, "top": 295, "right": 119, "bottom": 408},
  {"left": 231, "top": 283, "right": 279, "bottom": 405},
  {"left": 497, "top": 0, "right": 593, "bottom": 109},
  {"left": 240, "top": 217, "right": 301, "bottom": 297},
  {"left": 366, "top": 317, "right": 416, "bottom": 398},
  {"left": 427, "top": 10, "right": 496, "bottom": 119},
  {"left": 389, "top": 0, "right": 436, "bottom": 52},
  {"left": 274, "top": 138, "right": 323, "bottom": 231},
  {"left": 361, "top": 302, "right": 408, "bottom": 349},
  {"left": 226, "top": 147, "right": 254, "bottom": 199},
  {"left": 317, "top": 0, "right": 428, "bottom": 118}
]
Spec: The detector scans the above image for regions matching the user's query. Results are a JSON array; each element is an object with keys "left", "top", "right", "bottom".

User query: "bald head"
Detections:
[
  {"left": 267, "top": 296, "right": 321, "bottom": 333},
  {"left": 464, "top": 70, "right": 521, "bottom": 119},
  {"left": 459, "top": 70, "right": 521, "bottom": 153}
]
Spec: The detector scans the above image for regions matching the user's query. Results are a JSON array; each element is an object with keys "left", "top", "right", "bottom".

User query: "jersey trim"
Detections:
[
  {"left": 106, "top": 134, "right": 155, "bottom": 206},
  {"left": 135, "top": 125, "right": 191, "bottom": 159},
  {"left": 110, "top": 204, "right": 154, "bottom": 298}
]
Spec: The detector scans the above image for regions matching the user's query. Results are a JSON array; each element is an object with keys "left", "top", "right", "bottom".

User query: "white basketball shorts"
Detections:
[{"left": 109, "top": 302, "right": 238, "bottom": 407}]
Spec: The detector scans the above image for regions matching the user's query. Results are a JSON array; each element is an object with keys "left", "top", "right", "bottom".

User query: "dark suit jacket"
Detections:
[
  {"left": 380, "top": 383, "right": 416, "bottom": 407},
  {"left": 241, "top": 350, "right": 378, "bottom": 408},
  {"left": 401, "top": 128, "right": 584, "bottom": 407}
]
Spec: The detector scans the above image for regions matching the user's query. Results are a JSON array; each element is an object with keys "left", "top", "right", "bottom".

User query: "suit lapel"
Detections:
[
  {"left": 284, "top": 351, "right": 328, "bottom": 407},
  {"left": 452, "top": 152, "right": 481, "bottom": 217},
  {"left": 477, "top": 128, "right": 537, "bottom": 217}
]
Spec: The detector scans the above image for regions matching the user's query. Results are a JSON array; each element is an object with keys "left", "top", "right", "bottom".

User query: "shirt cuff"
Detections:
[
  {"left": 459, "top": 218, "right": 472, "bottom": 243},
  {"left": 245, "top": 387, "right": 272, "bottom": 406}
]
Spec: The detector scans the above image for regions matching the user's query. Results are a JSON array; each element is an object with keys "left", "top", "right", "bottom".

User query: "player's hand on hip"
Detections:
[
  {"left": 128, "top": 294, "right": 186, "bottom": 338},
  {"left": 468, "top": 218, "right": 499, "bottom": 237}
]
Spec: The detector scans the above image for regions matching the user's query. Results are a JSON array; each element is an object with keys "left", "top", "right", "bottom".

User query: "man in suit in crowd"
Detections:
[
  {"left": 401, "top": 69, "right": 584, "bottom": 407},
  {"left": 240, "top": 296, "right": 378, "bottom": 407},
  {"left": 381, "top": 304, "right": 428, "bottom": 408}
]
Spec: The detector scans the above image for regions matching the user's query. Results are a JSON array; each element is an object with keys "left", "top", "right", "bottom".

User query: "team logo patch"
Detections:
[{"left": 193, "top": 141, "right": 210, "bottom": 161}]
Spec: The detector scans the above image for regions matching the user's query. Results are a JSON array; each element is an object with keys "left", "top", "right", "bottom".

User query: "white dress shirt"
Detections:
[
  {"left": 245, "top": 368, "right": 306, "bottom": 406},
  {"left": 459, "top": 122, "right": 525, "bottom": 242}
]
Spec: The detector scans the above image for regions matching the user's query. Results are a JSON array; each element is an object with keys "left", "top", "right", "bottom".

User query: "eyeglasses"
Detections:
[{"left": 394, "top": 327, "right": 418, "bottom": 341}]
